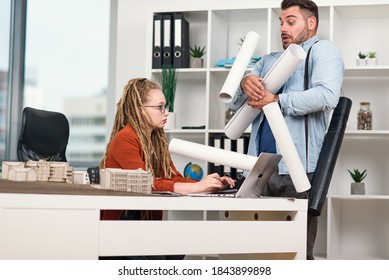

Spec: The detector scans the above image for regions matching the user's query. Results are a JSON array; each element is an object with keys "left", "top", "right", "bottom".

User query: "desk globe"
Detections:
[{"left": 183, "top": 162, "right": 203, "bottom": 180}]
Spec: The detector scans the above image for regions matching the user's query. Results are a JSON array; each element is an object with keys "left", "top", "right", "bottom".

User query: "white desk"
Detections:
[{"left": 0, "top": 181, "right": 307, "bottom": 260}]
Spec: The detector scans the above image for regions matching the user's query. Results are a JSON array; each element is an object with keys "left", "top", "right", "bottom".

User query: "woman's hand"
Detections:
[
  {"left": 196, "top": 173, "right": 236, "bottom": 193},
  {"left": 220, "top": 176, "right": 236, "bottom": 188},
  {"left": 173, "top": 173, "right": 236, "bottom": 195}
]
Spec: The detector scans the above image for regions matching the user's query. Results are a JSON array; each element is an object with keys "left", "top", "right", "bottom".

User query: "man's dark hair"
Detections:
[{"left": 281, "top": 0, "right": 319, "bottom": 29}]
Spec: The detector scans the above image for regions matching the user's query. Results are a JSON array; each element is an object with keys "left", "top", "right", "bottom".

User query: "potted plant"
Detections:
[
  {"left": 348, "top": 169, "right": 367, "bottom": 194},
  {"left": 238, "top": 35, "right": 246, "bottom": 47},
  {"left": 366, "top": 51, "right": 378, "bottom": 66},
  {"left": 189, "top": 45, "right": 206, "bottom": 68},
  {"left": 160, "top": 64, "right": 177, "bottom": 129},
  {"left": 356, "top": 51, "right": 367, "bottom": 66}
]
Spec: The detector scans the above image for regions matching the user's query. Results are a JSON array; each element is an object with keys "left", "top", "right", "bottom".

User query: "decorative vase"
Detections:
[
  {"left": 190, "top": 57, "right": 203, "bottom": 68},
  {"left": 351, "top": 182, "right": 365, "bottom": 195},
  {"left": 357, "top": 102, "right": 372, "bottom": 130},
  {"left": 164, "top": 112, "right": 176, "bottom": 130}
]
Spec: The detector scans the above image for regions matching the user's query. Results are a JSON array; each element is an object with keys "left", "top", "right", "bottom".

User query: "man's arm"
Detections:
[{"left": 280, "top": 41, "right": 345, "bottom": 116}]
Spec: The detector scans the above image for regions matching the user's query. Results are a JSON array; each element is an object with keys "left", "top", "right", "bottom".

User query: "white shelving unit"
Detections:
[{"left": 145, "top": 1, "right": 389, "bottom": 259}]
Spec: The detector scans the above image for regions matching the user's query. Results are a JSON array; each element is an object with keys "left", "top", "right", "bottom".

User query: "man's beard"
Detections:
[{"left": 282, "top": 25, "right": 310, "bottom": 49}]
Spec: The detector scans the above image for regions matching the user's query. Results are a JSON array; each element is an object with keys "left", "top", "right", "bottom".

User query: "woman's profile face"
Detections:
[{"left": 143, "top": 89, "right": 169, "bottom": 131}]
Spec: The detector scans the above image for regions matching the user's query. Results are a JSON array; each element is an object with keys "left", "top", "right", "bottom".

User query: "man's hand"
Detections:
[{"left": 241, "top": 75, "right": 276, "bottom": 110}]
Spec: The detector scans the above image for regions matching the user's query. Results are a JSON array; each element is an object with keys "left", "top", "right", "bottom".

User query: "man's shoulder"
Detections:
[
  {"left": 263, "top": 51, "right": 283, "bottom": 62},
  {"left": 309, "top": 40, "right": 342, "bottom": 60},
  {"left": 267, "top": 51, "right": 283, "bottom": 57},
  {"left": 313, "top": 39, "right": 338, "bottom": 50}
]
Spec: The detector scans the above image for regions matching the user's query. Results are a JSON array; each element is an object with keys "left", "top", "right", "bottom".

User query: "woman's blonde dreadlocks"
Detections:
[{"left": 100, "top": 78, "right": 173, "bottom": 179}]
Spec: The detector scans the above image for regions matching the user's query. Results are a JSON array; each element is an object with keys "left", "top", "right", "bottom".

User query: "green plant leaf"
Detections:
[
  {"left": 189, "top": 45, "right": 206, "bottom": 58},
  {"left": 160, "top": 64, "right": 177, "bottom": 112},
  {"left": 358, "top": 51, "right": 367, "bottom": 59},
  {"left": 367, "top": 51, "right": 377, "bottom": 58},
  {"left": 348, "top": 169, "right": 367, "bottom": 183}
]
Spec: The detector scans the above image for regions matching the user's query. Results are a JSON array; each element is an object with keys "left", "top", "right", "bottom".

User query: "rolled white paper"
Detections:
[
  {"left": 263, "top": 102, "right": 311, "bottom": 193},
  {"left": 225, "top": 44, "right": 306, "bottom": 140},
  {"left": 169, "top": 138, "right": 257, "bottom": 171},
  {"left": 218, "top": 31, "right": 260, "bottom": 103},
  {"left": 224, "top": 103, "right": 258, "bottom": 140},
  {"left": 261, "top": 44, "right": 306, "bottom": 93}
]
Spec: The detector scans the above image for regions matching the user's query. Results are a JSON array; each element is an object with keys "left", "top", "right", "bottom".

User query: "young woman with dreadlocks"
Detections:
[{"left": 100, "top": 78, "right": 235, "bottom": 221}]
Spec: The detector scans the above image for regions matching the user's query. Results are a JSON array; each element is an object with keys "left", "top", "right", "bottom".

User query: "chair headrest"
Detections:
[{"left": 18, "top": 107, "right": 70, "bottom": 161}]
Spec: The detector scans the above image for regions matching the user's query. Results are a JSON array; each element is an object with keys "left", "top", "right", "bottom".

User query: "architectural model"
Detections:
[
  {"left": 2, "top": 160, "right": 73, "bottom": 183},
  {"left": 1, "top": 160, "right": 153, "bottom": 194},
  {"left": 99, "top": 168, "right": 153, "bottom": 194}
]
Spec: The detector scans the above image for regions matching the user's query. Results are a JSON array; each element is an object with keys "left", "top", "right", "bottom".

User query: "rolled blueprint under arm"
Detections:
[
  {"left": 263, "top": 102, "right": 311, "bottom": 193},
  {"left": 224, "top": 44, "right": 306, "bottom": 140},
  {"left": 169, "top": 138, "right": 257, "bottom": 171}
]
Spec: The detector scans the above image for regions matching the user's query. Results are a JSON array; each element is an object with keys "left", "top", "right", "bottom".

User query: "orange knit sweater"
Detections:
[{"left": 101, "top": 124, "right": 195, "bottom": 220}]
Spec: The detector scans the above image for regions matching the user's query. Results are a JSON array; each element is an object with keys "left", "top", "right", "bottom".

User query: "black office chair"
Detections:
[
  {"left": 308, "top": 96, "right": 352, "bottom": 216},
  {"left": 17, "top": 107, "right": 70, "bottom": 162}
]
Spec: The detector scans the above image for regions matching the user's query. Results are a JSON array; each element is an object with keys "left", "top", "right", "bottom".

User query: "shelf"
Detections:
[
  {"left": 207, "top": 129, "right": 225, "bottom": 133},
  {"left": 165, "top": 128, "right": 251, "bottom": 134},
  {"left": 210, "top": 67, "right": 253, "bottom": 72},
  {"left": 328, "top": 194, "right": 389, "bottom": 200},
  {"left": 326, "top": 254, "right": 386, "bottom": 260},
  {"left": 344, "top": 66, "right": 389, "bottom": 78},
  {"left": 165, "top": 129, "right": 206, "bottom": 134},
  {"left": 152, "top": 68, "right": 206, "bottom": 80},
  {"left": 344, "top": 130, "right": 389, "bottom": 138},
  {"left": 335, "top": 4, "right": 389, "bottom": 19}
]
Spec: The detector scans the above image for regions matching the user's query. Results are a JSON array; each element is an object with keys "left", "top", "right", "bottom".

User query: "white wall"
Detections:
[
  {"left": 114, "top": 0, "right": 373, "bottom": 103},
  {"left": 114, "top": 0, "right": 282, "bottom": 102}
]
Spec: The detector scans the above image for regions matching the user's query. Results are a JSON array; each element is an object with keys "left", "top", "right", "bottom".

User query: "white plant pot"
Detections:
[
  {"left": 164, "top": 112, "right": 176, "bottom": 130},
  {"left": 356, "top": 58, "right": 366, "bottom": 66},
  {"left": 366, "top": 58, "right": 377, "bottom": 66}
]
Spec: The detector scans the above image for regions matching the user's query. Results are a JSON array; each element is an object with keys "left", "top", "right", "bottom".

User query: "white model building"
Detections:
[
  {"left": 73, "top": 170, "right": 90, "bottom": 184},
  {"left": 99, "top": 168, "right": 153, "bottom": 194},
  {"left": 2, "top": 161, "right": 153, "bottom": 194},
  {"left": 8, "top": 166, "right": 37, "bottom": 181},
  {"left": 1, "top": 162, "right": 26, "bottom": 181},
  {"left": 2, "top": 160, "right": 73, "bottom": 183}
]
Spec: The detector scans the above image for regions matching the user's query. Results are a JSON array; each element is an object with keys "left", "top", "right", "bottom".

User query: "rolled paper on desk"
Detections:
[
  {"left": 309, "top": 97, "right": 352, "bottom": 216},
  {"left": 169, "top": 138, "right": 257, "bottom": 171},
  {"left": 263, "top": 102, "right": 311, "bottom": 193},
  {"left": 224, "top": 44, "right": 306, "bottom": 140},
  {"left": 218, "top": 31, "right": 260, "bottom": 103}
]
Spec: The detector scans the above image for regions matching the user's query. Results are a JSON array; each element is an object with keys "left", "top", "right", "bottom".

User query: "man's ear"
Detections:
[{"left": 308, "top": 16, "right": 317, "bottom": 31}]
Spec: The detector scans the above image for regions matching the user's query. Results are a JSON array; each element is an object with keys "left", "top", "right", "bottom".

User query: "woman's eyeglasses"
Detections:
[{"left": 144, "top": 105, "right": 167, "bottom": 114}]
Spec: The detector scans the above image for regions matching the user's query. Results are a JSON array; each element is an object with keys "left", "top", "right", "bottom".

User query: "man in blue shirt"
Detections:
[{"left": 229, "top": 0, "right": 344, "bottom": 259}]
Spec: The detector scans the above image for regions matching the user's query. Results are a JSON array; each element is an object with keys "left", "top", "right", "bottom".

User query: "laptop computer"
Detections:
[{"left": 188, "top": 152, "right": 282, "bottom": 198}]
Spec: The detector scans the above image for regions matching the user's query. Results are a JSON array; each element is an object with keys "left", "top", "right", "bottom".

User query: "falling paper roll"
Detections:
[
  {"left": 169, "top": 138, "right": 257, "bottom": 171},
  {"left": 262, "top": 102, "right": 311, "bottom": 193},
  {"left": 224, "top": 103, "right": 259, "bottom": 140},
  {"left": 224, "top": 44, "right": 306, "bottom": 140},
  {"left": 219, "top": 31, "right": 260, "bottom": 103}
]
